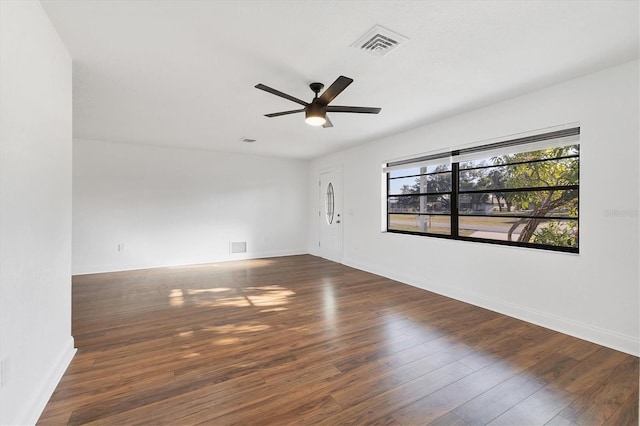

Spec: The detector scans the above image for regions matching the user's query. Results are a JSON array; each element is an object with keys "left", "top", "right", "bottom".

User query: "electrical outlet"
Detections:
[{"left": 118, "top": 243, "right": 126, "bottom": 252}]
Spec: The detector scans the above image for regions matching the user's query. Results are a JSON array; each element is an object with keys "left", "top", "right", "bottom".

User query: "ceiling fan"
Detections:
[{"left": 255, "top": 76, "right": 381, "bottom": 128}]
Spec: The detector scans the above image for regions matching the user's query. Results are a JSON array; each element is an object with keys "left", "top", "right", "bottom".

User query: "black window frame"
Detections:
[{"left": 385, "top": 127, "right": 580, "bottom": 253}]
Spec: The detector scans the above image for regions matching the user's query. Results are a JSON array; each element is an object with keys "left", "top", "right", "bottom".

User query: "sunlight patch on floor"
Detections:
[
  {"left": 169, "top": 289, "right": 184, "bottom": 306},
  {"left": 212, "top": 337, "right": 241, "bottom": 346},
  {"left": 168, "top": 285, "right": 295, "bottom": 308},
  {"left": 204, "top": 323, "right": 271, "bottom": 334},
  {"left": 187, "top": 288, "right": 232, "bottom": 294}
]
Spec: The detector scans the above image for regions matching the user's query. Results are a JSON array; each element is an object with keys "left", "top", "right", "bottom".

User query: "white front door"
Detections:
[{"left": 319, "top": 168, "right": 343, "bottom": 263}]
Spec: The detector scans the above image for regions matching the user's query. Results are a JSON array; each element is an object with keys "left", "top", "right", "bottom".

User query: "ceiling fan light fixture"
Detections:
[
  {"left": 305, "top": 114, "right": 326, "bottom": 126},
  {"left": 305, "top": 104, "right": 326, "bottom": 126}
]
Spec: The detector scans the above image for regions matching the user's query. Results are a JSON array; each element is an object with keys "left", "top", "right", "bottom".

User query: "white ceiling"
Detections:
[{"left": 41, "top": 0, "right": 639, "bottom": 160}]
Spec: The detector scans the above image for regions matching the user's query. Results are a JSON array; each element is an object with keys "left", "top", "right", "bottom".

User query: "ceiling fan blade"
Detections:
[
  {"left": 326, "top": 106, "right": 381, "bottom": 114},
  {"left": 264, "top": 108, "right": 305, "bottom": 118},
  {"left": 255, "top": 84, "right": 308, "bottom": 107},
  {"left": 322, "top": 115, "right": 333, "bottom": 128},
  {"left": 318, "top": 76, "right": 353, "bottom": 106}
]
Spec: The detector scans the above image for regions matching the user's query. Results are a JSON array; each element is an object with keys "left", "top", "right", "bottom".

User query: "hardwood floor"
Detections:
[{"left": 38, "top": 255, "right": 638, "bottom": 425}]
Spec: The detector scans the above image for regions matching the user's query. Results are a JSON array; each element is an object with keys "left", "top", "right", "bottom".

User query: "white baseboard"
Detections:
[
  {"left": 343, "top": 256, "right": 639, "bottom": 357},
  {"left": 21, "top": 337, "right": 76, "bottom": 426},
  {"left": 72, "top": 249, "right": 309, "bottom": 275}
]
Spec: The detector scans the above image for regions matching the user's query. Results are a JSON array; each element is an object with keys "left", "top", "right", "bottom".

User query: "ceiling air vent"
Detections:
[{"left": 351, "top": 25, "right": 408, "bottom": 57}]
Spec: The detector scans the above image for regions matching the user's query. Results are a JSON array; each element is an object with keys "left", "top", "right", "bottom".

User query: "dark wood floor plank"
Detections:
[
  {"left": 560, "top": 347, "right": 629, "bottom": 393},
  {"left": 429, "top": 411, "right": 471, "bottom": 426},
  {"left": 603, "top": 388, "right": 639, "bottom": 426},
  {"left": 237, "top": 394, "right": 344, "bottom": 426},
  {"left": 319, "top": 361, "right": 476, "bottom": 425},
  {"left": 559, "top": 354, "right": 638, "bottom": 425},
  {"left": 544, "top": 413, "right": 580, "bottom": 425},
  {"left": 331, "top": 340, "right": 476, "bottom": 408},
  {"left": 452, "top": 352, "right": 578, "bottom": 425},
  {"left": 390, "top": 350, "right": 538, "bottom": 424},
  {"left": 77, "top": 371, "right": 268, "bottom": 426},
  {"left": 486, "top": 385, "right": 576, "bottom": 425},
  {"left": 36, "top": 255, "right": 638, "bottom": 425}
]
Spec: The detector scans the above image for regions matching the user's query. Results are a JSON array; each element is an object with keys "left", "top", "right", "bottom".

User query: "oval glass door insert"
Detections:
[{"left": 326, "top": 182, "right": 335, "bottom": 224}]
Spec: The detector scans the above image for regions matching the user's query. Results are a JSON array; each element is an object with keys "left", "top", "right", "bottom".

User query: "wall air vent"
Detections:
[
  {"left": 230, "top": 241, "right": 247, "bottom": 254},
  {"left": 351, "top": 25, "right": 408, "bottom": 57}
]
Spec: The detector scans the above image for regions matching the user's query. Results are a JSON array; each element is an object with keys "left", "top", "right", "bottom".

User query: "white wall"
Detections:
[
  {"left": 309, "top": 60, "right": 639, "bottom": 356},
  {"left": 73, "top": 139, "right": 309, "bottom": 274},
  {"left": 0, "top": 1, "right": 75, "bottom": 424}
]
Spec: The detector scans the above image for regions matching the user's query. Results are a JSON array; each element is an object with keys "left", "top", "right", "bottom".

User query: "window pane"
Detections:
[
  {"left": 459, "top": 156, "right": 579, "bottom": 191},
  {"left": 388, "top": 195, "right": 451, "bottom": 213},
  {"left": 459, "top": 216, "right": 578, "bottom": 248},
  {"left": 388, "top": 176, "right": 419, "bottom": 195},
  {"left": 389, "top": 167, "right": 420, "bottom": 178},
  {"left": 459, "top": 158, "right": 490, "bottom": 171},
  {"left": 423, "top": 172, "right": 452, "bottom": 193},
  {"left": 459, "top": 144, "right": 580, "bottom": 169},
  {"left": 422, "top": 163, "right": 451, "bottom": 174},
  {"left": 389, "top": 163, "right": 451, "bottom": 178},
  {"left": 388, "top": 214, "right": 451, "bottom": 235},
  {"left": 459, "top": 166, "right": 505, "bottom": 191},
  {"left": 389, "top": 174, "right": 451, "bottom": 195},
  {"left": 458, "top": 189, "right": 578, "bottom": 217},
  {"left": 459, "top": 216, "right": 525, "bottom": 239}
]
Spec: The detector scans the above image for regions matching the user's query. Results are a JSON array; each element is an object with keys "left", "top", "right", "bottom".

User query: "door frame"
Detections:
[{"left": 318, "top": 166, "right": 343, "bottom": 263}]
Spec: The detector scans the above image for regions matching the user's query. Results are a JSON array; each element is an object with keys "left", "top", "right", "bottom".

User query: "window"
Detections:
[
  {"left": 326, "top": 182, "right": 335, "bottom": 224},
  {"left": 385, "top": 127, "right": 580, "bottom": 253}
]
